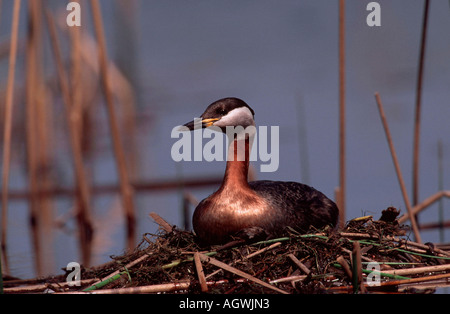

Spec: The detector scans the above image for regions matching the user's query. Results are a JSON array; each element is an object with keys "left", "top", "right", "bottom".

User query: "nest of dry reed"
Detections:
[{"left": 4, "top": 207, "right": 450, "bottom": 294}]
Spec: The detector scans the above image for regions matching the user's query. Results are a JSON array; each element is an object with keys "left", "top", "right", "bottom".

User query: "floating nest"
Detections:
[{"left": 4, "top": 207, "right": 450, "bottom": 294}]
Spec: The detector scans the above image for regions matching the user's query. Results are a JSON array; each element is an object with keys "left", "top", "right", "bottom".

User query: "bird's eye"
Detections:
[{"left": 217, "top": 108, "right": 226, "bottom": 115}]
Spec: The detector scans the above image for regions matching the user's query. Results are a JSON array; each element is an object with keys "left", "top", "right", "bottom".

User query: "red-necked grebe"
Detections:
[{"left": 181, "top": 97, "right": 339, "bottom": 245}]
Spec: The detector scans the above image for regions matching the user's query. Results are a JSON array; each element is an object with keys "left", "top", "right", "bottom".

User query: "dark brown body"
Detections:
[{"left": 193, "top": 138, "right": 339, "bottom": 245}]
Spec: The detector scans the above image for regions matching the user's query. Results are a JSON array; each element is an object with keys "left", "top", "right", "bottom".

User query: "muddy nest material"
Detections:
[{"left": 4, "top": 207, "right": 450, "bottom": 294}]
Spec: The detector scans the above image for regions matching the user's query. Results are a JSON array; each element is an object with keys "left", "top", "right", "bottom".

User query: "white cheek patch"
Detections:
[{"left": 214, "top": 106, "right": 255, "bottom": 128}]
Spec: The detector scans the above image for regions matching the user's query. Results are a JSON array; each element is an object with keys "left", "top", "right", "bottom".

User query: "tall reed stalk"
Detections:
[
  {"left": 1, "top": 0, "right": 21, "bottom": 276},
  {"left": 437, "top": 140, "right": 444, "bottom": 243},
  {"left": 375, "top": 93, "right": 422, "bottom": 243},
  {"left": 46, "top": 11, "right": 94, "bottom": 267},
  {"left": 412, "top": 0, "right": 430, "bottom": 208},
  {"left": 90, "top": 0, "right": 136, "bottom": 251},
  {"left": 26, "top": 0, "right": 44, "bottom": 276},
  {"left": 338, "top": 0, "right": 346, "bottom": 228}
]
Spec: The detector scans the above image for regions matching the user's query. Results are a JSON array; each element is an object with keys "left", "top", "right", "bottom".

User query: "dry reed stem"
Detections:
[
  {"left": 380, "top": 263, "right": 450, "bottom": 276},
  {"left": 73, "top": 281, "right": 192, "bottom": 294},
  {"left": 34, "top": 0, "right": 55, "bottom": 264},
  {"left": 198, "top": 253, "right": 289, "bottom": 294},
  {"left": 338, "top": 0, "right": 346, "bottom": 228},
  {"left": 269, "top": 275, "right": 307, "bottom": 284},
  {"left": 205, "top": 241, "right": 282, "bottom": 280},
  {"left": 66, "top": 4, "right": 93, "bottom": 258},
  {"left": 194, "top": 252, "right": 208, "bottom": 292},
  {"left": 374, "top": 93, "right": 422, "bottom": 243},
  {"left": 4, "top": 278, "right": 98, "bottom": 294},
  {"left": 26, "top": 0, "right": 56, "bottom": 277},
  {"left": 288, "top": 253, "right": 311, "bottom": 275},
  {"left": 398, "top": 190, "right": 450, "bottom": 224},
  {"left": 412, "top": 0, "right": 430, "bottom": 207},
  {"left": 352, "top": 241, "right": 367, "bottom": 293},
  {"left": 377, "top": 272, "right": 450, "bottom": 288},
  {"left": 46, "top": 11, "right": 94, "bottom": 266},
  {"left": 396, "top": 239, "right": 450, "bottom": 258},
  {"left": 1, "top": 0, "right": 21, "bottom": 275},
  {"left": 337, "top": 255, "right": 352, "bottom": 280},
  {"left": 69, "top": 0, "right": 83, "bottom": 119},
  {"left": 437, "top": 141, "right": 445, "bottom": 242},
  {"left": 90, "top": 0, "right": 136, "bottom": 251},
  {"left": 149, "top": 212, "right": 173, "bottom": 233},
  {"left": 246, "top": 242, "right": 282, "bottom": 259},
  {"left": 341, "top": 231, "right": 450, "bottom": 258},
  {"left": 26, "top": 0, "right": 43, "bottom": 276},
  {"left": 329, "top": 272, "right": 450, "bottom": 293}
]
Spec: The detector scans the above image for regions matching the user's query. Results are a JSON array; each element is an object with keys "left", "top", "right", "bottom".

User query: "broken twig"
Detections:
[{"left": 198, "top": 253, "right": 289, "bottom": 294}]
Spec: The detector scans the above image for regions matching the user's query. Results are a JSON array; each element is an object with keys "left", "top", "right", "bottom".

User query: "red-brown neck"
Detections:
[{"left": 221, "top": 137, "right": 251, "bottom": 190}]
